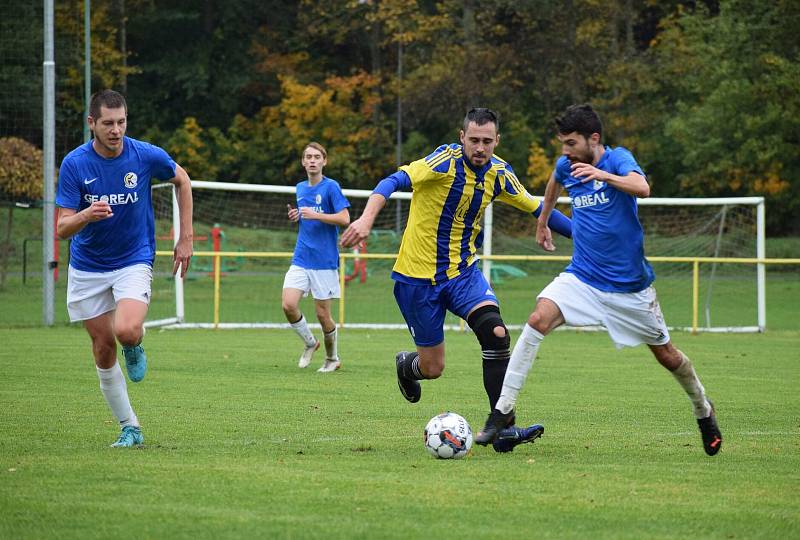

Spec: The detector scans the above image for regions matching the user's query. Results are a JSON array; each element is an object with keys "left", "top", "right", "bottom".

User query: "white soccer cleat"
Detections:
[
  {"left": 298, "top": 340, "right": 320, "bottom": 368},
  {"left": 317, "top": 358, "right": 341, "bottom": 373}
]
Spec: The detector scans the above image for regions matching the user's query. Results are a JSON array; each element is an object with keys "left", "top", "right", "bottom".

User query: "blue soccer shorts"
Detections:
[{"left": 393, "top": 264, "right": 498, "bottom": 347}]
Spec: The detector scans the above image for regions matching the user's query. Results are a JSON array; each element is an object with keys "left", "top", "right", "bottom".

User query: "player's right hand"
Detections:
[
  {"left": 287, "top": 204, "right": 299, "bottom": 222},
  {"left": 83, "top": 201, "right": 113, "bottom": 222},
  {"left": 536, "top": 221, "right": 555, "bottom": 252},
  {"left": 340, "top": 218, "right": 371, "bottom": 248}
]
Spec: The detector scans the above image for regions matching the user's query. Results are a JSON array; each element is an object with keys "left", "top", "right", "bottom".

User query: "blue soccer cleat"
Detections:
[
  {"left": 122, "top": 345, "right": 147, "bottom": 382},
  {"left": 110, "top": 425, "right": 144, "bottom": 448},
  {"left": 492, "top": 424, "right": 544, "bottom": 453}
]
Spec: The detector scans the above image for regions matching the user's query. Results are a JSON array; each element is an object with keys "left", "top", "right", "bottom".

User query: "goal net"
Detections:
[{"left": 150, "top": 181, "right": 765, "bottom": 332}]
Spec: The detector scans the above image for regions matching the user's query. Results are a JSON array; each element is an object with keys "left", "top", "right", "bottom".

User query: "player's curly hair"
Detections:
[{"left": 555, "top": 104, "right": 603, "bottom": 140}]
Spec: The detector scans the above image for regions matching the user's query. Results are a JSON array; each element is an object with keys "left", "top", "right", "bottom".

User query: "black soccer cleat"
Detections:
[
  {"left": 395, "top": 351, "right": 421, "bottom": 403},
  {"left": 697, "top": 400, "right": 722, "bottom": 456},
  {"left": 492, "top": 424, "right": 544, "bottom": 453},
  {"left": 475, "top": 408, "right": 516, "bottom": 446}
]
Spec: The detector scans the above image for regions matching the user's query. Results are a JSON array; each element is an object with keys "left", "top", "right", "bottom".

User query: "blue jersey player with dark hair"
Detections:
[
  {"left": 340, "top": 108, "right": 573, "bottom": 453},
  {"left": 283, "top": 142, "right": 350, "bottom": 373},
  {"left": 476, "top": 104, "right": 723, "bottom": 457},
  {"left": 56, "top": 89, "right": 194, "bottom": 448}
]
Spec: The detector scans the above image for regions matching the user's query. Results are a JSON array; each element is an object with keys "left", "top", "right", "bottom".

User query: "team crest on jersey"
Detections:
[
  {"left": 315, "top": 194, "right": 322, "bottom": 205},
  {"left": 124, "top": 172, "right": 138, "bottom": 189},
  {"left": 593, "top": 179, "right": 605, "bottom": 191}
]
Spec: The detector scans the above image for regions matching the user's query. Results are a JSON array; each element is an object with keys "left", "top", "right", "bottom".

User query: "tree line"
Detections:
[{"left": 1, "top": 0, "right": 798, "bottom": 234}]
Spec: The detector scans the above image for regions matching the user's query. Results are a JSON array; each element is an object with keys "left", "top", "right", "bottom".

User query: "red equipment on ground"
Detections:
[{"left": 344, "top": 240, "right": 367, "bottom": 284}]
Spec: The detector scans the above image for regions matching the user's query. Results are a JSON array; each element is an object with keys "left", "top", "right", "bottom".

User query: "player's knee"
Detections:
[
  {"left": 653, "top": 344, "right": 682, "bottom": 370},
  {"left": 115, "top": 323, "right": 143, "bottom": 347},
  {"left": 314, "top": 307, "right": 331, "bottom": 325},
  {"left": 527, "top": 311, "right": 551, "bottom": 335},
  {"left": 467, "top": 305, "right": 510, "bottom": 354},
  {"left": 281, "top": 301, "right": 297, "bottom": 316}
]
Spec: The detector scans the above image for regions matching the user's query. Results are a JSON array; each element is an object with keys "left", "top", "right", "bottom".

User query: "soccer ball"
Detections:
[{"left": 424, "top": 412, "right": 473, "bottom": 459}]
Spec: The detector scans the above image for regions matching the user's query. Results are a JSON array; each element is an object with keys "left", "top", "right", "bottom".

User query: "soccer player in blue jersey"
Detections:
[
  {"left": 476, "top": 104, "right": 723, "bottom": 456},
  {"left": 56, "top": 89, "right": 194, "bottom": 448},
  {"left": 340, "top": 108, "right": 573, "bottom": 453},
  {"left": 282, "top": 142, "right": 350, "bottom": 373}
]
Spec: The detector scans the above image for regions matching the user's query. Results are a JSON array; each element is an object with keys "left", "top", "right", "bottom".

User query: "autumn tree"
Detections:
[
  {"left": 0, "top": 138, "right": 45, "bottom": 288},
  {"left": 616, "top": 0, "right": 800, "bottom": 232}
]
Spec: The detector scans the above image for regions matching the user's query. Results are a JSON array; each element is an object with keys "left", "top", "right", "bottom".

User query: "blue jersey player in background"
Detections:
[
  {"left": 56, "top": 90, "right": 194, "bottom": 448},
  {"left": 340, "top": 108, "right": 573, "bottom": 453},
  {"left": 476, "top": 104, "right": 723, "bottom": 456},
  {"left": 282, "top": 142, "right": 350, "bottom": 373}
]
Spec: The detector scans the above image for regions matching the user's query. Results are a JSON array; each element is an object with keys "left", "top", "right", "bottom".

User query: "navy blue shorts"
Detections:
[{"left": 393, "top": 264, "right": 498, "bottom": 347}]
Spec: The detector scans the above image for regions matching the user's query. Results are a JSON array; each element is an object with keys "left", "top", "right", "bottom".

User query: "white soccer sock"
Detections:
[
  {"left": 97, "top": 361, "right": 139, "bottom": 427},
  {"left": 290, "top": 315, "right": 317, "bottom": 347},
  {"left": 671, "top": 352, "right": 712, "bottom": 419},
  {"left": 323, "top": 328, "right": 338, "bottom": 360},
  {"left": 495, "top": 324, "right": 544, "bottom": 414}
]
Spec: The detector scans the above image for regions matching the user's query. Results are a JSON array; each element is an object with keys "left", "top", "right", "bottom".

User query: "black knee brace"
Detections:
[{"left": 467, "top": 304, "right": 510, "bottom": 353}]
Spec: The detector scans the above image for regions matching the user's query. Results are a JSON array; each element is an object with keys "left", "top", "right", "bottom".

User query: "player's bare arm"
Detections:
[
  {"left": 536, "top": 172, "right": 562, "bottom": 252},
  {"left": 571, "top": 163, "right": 650, "bottom": 198},
  {"left": 56, "top": 202, "right": 113, "bottom": 239},
  {"left": 298, "top": 207, "right": 350, "bottom": 227},
  {"left": 340, "top": 193, "right": 386, "bottom": 248},
  {"left": 169, "top": 163, "right": 194, "bottom": 277}
]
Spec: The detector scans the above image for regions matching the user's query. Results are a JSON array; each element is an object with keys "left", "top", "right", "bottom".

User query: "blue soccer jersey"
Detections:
[
  {"left": 56, "top": 136, "right": 177, "bottom": 272},
  {"left": 554, "top": 146, "right": 654, "bottom": 293},
  {"left": 291, "top": 176, "right": 350, "bottom": 270}
]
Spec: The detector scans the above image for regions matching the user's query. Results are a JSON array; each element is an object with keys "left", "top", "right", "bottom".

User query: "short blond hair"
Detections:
[{"left": 303, "top": 141, "right": 327, "bottom": 159}]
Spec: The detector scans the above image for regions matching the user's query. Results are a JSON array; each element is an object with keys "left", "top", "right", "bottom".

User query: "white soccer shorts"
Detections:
[
  {"left": 67, "top": 264, "right": 153, "bottom": 322},
  {"left": 282, "top": 265, "right": 340, "bottom": 300},
  {"left": 538, "top": 272, "right": 671, "bottom": 348}
]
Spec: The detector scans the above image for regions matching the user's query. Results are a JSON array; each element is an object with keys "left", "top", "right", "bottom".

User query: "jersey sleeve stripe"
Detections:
[
  {"left": 424, "top": 145, "right": 453, "bottom": 166},
  {"left": 504, "top": 169, "right": 527, "bottom": 195},
  {"left": 426, "top": 152, "right": 454, "bottom": 173}
]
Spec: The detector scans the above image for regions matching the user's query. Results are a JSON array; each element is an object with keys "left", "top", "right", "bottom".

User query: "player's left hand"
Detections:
[
  {"left": 298, "top": 207, "right": 319, "bottom": 220},
  {"left": 571, "top": 162, "right": 607, "bottom": 183},
  {"left": 173, "top": 237, "right": 193, "bottom": 278}
]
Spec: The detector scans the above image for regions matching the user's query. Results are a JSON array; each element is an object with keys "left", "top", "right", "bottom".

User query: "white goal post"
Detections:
[{"left": 149, "top": 181, "right": 766, "bottom": 333}]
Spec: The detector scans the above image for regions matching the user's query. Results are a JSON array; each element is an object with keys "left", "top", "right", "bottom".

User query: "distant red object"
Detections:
[{"left": 345, "top": 240, "right": 367, "bottom": 284}]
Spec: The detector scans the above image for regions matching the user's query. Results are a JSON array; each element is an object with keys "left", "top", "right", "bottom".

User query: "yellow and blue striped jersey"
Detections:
[{"left": 393, "top": 143, "right": 542, "bottom": 284}]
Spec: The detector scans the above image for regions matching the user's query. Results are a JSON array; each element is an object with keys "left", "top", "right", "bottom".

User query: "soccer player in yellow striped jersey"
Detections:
[
  {"left": 341, "top": 108, "right": 572, "bottom": 453},
  {"left": 393, "top": 143, "right": 543, "bottom": 283}
]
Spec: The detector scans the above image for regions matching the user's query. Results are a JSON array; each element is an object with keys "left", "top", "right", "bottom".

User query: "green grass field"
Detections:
[{"left": 2, "top": 327, "right": 798, "bottom": 539}]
